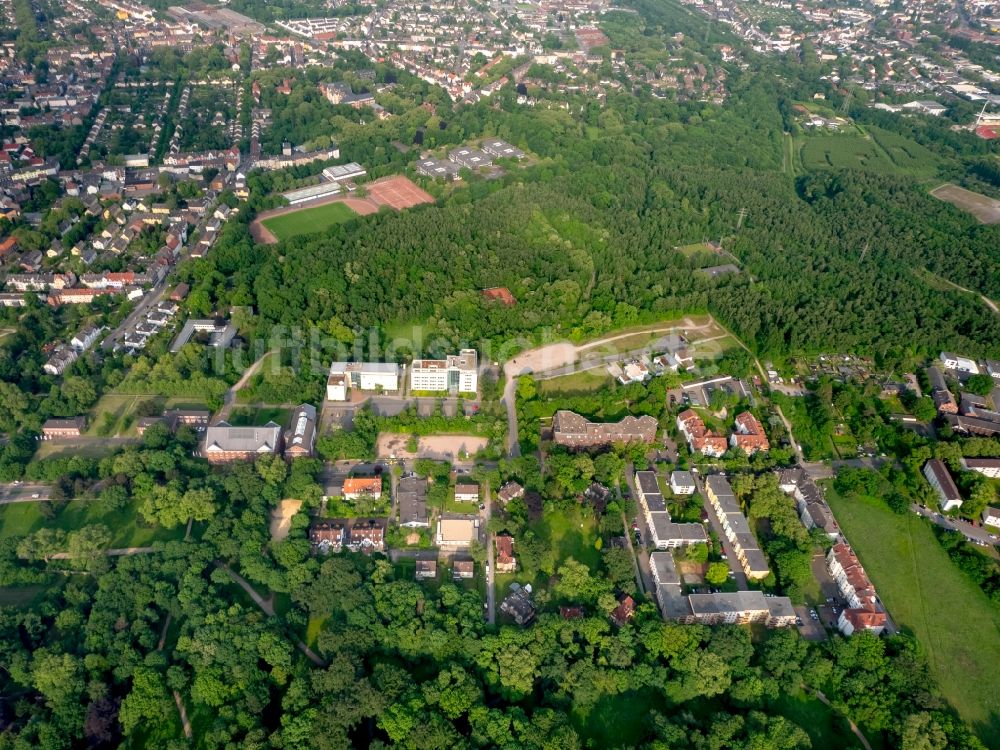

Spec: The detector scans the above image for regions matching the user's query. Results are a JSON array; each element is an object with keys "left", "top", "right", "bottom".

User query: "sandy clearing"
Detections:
[
  {"left": 503, "top": 342, "right": 578, "bottom": 381},
  {"left": 270, "top": 499, "right": 302, "bottom": 542},
  {"left": 376, "top": 433, "right": 488, "bottom": 460}
]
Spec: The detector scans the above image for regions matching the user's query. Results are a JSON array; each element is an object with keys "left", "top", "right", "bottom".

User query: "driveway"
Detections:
[{"left": 911, "top": 504, "right": 998, "bottom": 553}]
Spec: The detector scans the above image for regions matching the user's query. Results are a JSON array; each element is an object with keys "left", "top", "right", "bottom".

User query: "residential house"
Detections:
[
  {"left": 610, "top": 595, "right": 636, "bottom": 626},
  {"left": 309, "top": 520, "right": 346, "bottom": 553},
  {"left": 705, "top": 475, "right": 770, "bottom": 579},
  {"left": 552, "top": 410, "right": 657, "bottom": 448},
  {"left": 398, "top": 475, "right": 429, "bottom": 527},
  {"left": 342, "top": 476, "right": 382, "bottom": 501},
  {"left": 688, "top": 591, "right": 796, "bottom": 628},
  {"left": 670, "top": 470, "right": 696, "bottom": 495},
  {"left": 348, "top": 520, "right": 385, "bottom": 553},
  {"left": 982, "top": 507, "right": 1000, "bottom": 529},
  {"left": 500, "top": 585, "right": 535, "bottom": 626},
  {"left": 453, "top": 559, "right": 474, "bottom": 579},
  {"left": 676, "top": 409, "right": 728, "bottom": 457},
  {"left": 415, "top": 559, "right": 438, "bottom": 580},
  {"left": 939, "top": 352, "right": 980, "bottom": 374},
  {"left": 454, "top": 483, "right": 479, "bottom": 502},
  {"left": 497, "top": 481, "right": 524, "bottom": 506},
  {"left": 961, "top": 457, "right": 1000, "bottom": 478},
  {"left": 495, "top": 535, "right": 516, "bottom": 573},
  {"left": 43, "top": 344, "right": 78, "bottom": 376},
  {"left": 923, "top": 458, "right": 963, "bottom": 511},
  {"left": 70, "top": 325, "right": 101, "bottom": 352},
  {"left": 730, "top": 411, "right": 769, "bottom": 454}
]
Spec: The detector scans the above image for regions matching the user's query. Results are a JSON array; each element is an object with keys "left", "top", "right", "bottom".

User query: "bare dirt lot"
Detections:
[
  {"left": 270, "top": 499, "right": 302, "bottom": 542},
  {"left": 931, "top": 183, "right": 1000, "bottom": 224},
  {"left": 377, "top": 433, "right": 488, "bottom": 460}
]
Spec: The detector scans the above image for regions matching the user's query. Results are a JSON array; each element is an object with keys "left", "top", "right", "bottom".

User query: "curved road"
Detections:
[{"left": 501, "top": 318, "right": 718, "bottom": 456}]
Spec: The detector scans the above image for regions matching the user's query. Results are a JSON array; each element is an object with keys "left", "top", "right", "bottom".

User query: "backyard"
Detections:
[{"left": 825, "top": 487, "right": 1000, "bottom": 746}]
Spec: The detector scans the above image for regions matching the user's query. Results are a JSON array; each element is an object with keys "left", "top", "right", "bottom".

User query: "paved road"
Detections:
[
  {"left": 911, "top": 503, "right": 999, "bottom": 550},
  {"left": 100, "top": 278, "right": 170, "bottom": 351},
  {"left": 0, "top": 483, "right": 51, "bottom": 503},
  {"left": 622, "top": 465, "right": 654, "bottom": 594},
  {"left": 484, "top": 484, "right": 496, "bottom": 624}
]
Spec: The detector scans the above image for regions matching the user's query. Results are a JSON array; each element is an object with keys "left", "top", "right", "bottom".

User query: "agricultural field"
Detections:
[
  {"left": 825, "top": 488, "right": 1000, "bottom": 747},
  {"left": 798, "top": 126, "right": 939, "bottom": 178},
  {"left": 931, "top": 183, "right": 1000, "bottom": 224},
  {"left": 261, "top": 201, "right": 359, "bottom": 240}
]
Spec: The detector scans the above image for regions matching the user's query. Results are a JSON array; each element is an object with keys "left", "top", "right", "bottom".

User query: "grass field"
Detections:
[
  {"left": 676, "top": 242, "right": 715, "bottom": 257},
  {"left": 538, "top": 369, "right": 612, "bottom": 394},
  {"left": 771, "top": 690, "right": 866, "bottom": 749},
  {"left": 262, "top": 201, "right": 358, "bottom": 240},
  {"left": 0, "top": 498, "right": 184, "bottom": 548},
  {"left": 87, "top": 393, "right": 156, "bottom": 437},
  {"left": 825, "top": 487, "right": 1000, "bottom": 746},
  {"left": 229, "top": 406, "right": 291, "bottom": 427}
]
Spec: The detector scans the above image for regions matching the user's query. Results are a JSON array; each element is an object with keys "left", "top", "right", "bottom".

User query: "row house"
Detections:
[
  {"left": 309, "top": 518, "right": 386, "bottom": 554},
  {"left": 704, "top": 475, "right": 770, "bottom": 580}
]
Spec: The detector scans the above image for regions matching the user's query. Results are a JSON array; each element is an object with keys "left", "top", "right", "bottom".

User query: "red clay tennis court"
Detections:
[{"left": 368, "top": 176, "right": 435, "bottom": 210}]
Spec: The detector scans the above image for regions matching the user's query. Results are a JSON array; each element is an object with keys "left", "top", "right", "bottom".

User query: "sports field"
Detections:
[
  {"left": 261, "top": 201, "right": 358, "bottom": 240},
  {"left": 825, "top": 487, "right": 1000, "bottom": 746}
]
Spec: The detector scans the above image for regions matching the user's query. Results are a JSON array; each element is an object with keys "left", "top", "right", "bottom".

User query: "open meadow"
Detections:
[{"left": 826, "top": 487, "right": 1000, "bottom": 746}]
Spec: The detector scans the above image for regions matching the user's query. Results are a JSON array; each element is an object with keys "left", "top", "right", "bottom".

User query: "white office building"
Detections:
[
  {"left": 410, "top": 349, "right": 478, "bottom": 393},
  {"left": 327, "top": 361, "right": 401, "bottom": 400}
]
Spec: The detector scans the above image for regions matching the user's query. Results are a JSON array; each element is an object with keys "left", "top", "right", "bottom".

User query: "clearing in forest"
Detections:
[{"left": 930, "top": 183, "right": 1000, "bottom": 224}]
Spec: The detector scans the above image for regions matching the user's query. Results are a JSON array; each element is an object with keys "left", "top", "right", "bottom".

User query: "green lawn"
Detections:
[
  {"left": 262, "top": 201, "right": 358, "bottom": 240},
  {"left": 229, "top": 406, "right": 291, "bottom": 427},
  {"left": 826, "top": 487, "right": 1000, "bottom": 746},
  {"left": 0, "top": 585, "right": 46, "bottom": 608},
  {"left": 538, "top": 506, "right": 601, "bottom": 570},
  {"left": 0, "top": 498, "right": 184, "bottom": 548},
  {"left": 538, "top": 369, "right": 612, "bottom": 395},
  {"left": 87, "top": 393, "right": 158, "bottom": 437},
  {"left": 576, "top": 688, "right": 661, "bottom": 747},
  {"left": 770, "top": 690, "right": 865, "bottom": 750}
]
